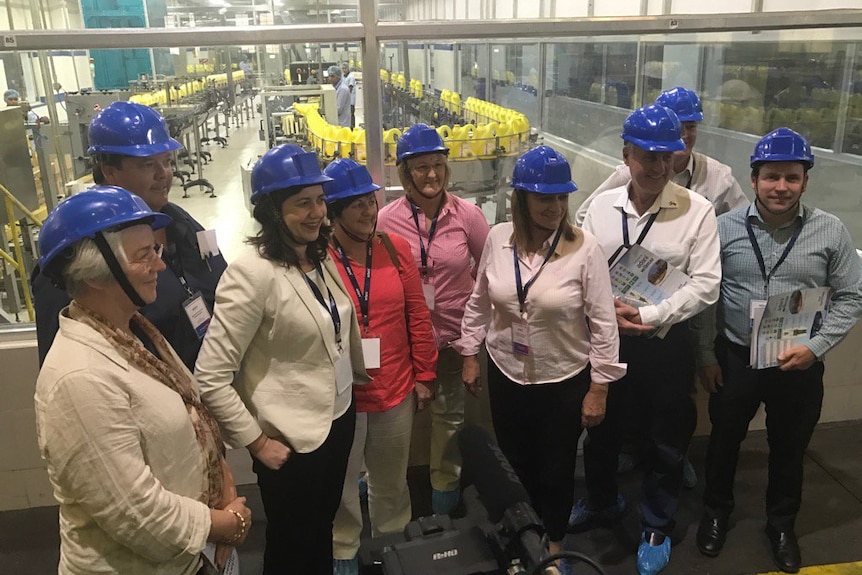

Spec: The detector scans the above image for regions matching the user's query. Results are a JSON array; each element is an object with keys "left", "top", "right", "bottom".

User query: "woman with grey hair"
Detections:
[{"left": 34, "top": 185, "right": 251, "bottom": 575}]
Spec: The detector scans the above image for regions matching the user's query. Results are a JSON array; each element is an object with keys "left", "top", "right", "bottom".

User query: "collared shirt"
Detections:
[
  {"left": 334, "top": 79, "right": 351, "bottom": 127},
  {"left": 378, "top": 193, "right": 490, "bottom": 349},
  {"left": 574, "top": 151, "right": 748, "bottom": 226},
  {"left": 704, "top": 202, "right": 862, "bottom": 362},
  {"left": 583, "top": 180, "right": 721, "bottom": 327},
  {"left": 455, "top": 222, "right": 626, "bottom": 385}
]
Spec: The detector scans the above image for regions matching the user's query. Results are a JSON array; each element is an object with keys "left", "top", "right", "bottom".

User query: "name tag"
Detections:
[
  {"left": 361, "top": 337, "right": 381, "bottom": 369},
  {"left": 749, "top": 299, "right": 767, "bottom": 366},
  {"left": 422, "top": 282, "right": 436, "bottom": 310},
  {"left": 512, "top": 320, "right": 531, "bottom": 357},
  {"left": 334, "top": 352, "right": 354, "bottom": 395},
  {"left": 182, "top": 292, "right": 212, "bottom": 339}
]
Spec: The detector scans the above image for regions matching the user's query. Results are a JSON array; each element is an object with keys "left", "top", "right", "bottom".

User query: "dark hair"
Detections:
[
  {"left": 247, "top": 188, "right": 331, "bottom": 269},
  {"left": 91, "top": 153, "right": 125, "bottom": 185},
  {"left": 326, "top": 192, "right": 376, "bottom": 221},
  {"left": 750, "top": 161, "right": 810, "bottom": 180},
  {"left": 510, "top": 189, "right": 576, "bottom": 252}
]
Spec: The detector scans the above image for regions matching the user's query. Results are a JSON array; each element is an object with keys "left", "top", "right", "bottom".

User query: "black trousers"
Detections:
[
  {"left": 583, "top": 322, "right": 697, "bottom": 535},
  {"left": 487, "top": 357, "right": 590, "bottom": 542},
  {"left": 703, "top": 337, "right": 824, "bottom": 531},
  {"left": 254, "top": 402, "right": 356, "bottom": 574}
]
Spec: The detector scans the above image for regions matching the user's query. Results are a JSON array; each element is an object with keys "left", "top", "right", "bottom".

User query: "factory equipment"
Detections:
[
  {"left": 259, "top": 84, "right": 337, "bottom": 148},
  {"left": 66, "top": 91, "right": 131, "bottom": 179}
]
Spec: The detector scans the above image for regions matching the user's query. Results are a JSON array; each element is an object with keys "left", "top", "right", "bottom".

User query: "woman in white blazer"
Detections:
[{"left": 195, "top": 145, "right": 369, "bottom": 575}]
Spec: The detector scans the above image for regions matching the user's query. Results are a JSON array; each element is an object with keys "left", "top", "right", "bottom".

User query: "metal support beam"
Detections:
[{"left": 359, "top": 0, "right": 385, "bottom": 191}]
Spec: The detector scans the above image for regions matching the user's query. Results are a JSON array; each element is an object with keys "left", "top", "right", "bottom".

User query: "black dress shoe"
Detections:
[
  {"left": 696, "top": 515, "right": 727, "bottom": 557},
  {"left": 764, "top": 524, "right": 801, "bottom": 573}
]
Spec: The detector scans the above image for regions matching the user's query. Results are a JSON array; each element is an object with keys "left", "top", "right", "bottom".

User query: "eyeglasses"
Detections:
[
  {"left": 132, "top": 243, "right": 164, "bottom": 265},
  {"left": 410, "top": 162, "right": 446, "bottom": 176}
]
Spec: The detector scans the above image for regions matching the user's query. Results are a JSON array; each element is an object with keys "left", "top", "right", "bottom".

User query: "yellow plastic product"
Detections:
[
  {"left": 383, "top": 128, "right": 402, "bottom": 163},
  {"left": 380, "top": 69, "right": 389, "bottom": 83},
  {"left": 337, "top": 127, "right": 353, "bottom": 158},
  {"left": 353, "top": 128, "right": 367, "bottom": 162},
  {"left": 450, "top": 92, "right": 461, "bottom": 114}
]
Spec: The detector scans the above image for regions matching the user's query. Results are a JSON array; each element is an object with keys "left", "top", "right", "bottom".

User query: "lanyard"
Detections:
[
  {"left": 744, "top": 213, "right": 804, "bottom": 296},
  {"left": 607, "top": 209, "right": 659, "bottom": 266},
  {"left": 682, "top": 156, "right": 696, "bottom": 190},
  {"left": 409, "top": 199, "right": 440, "bottom": 276},
  {"left": 304, "top": 266, "right": 343, "bottom": 350},
  {"left": 332, "top": 238, "right": 373, "bottom": 332},
  {"left": 161, "top": 245, "right": 195, "bottom": 297},
  {"left": 513, "top": 226, "right": 564, "bottom": 315}
]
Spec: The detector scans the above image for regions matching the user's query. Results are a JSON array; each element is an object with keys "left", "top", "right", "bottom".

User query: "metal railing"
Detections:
[{"left": 1, "top": 184, "right": 44, "bottom": 322}]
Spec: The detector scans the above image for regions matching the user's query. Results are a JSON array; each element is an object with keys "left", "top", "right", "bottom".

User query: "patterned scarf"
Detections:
[{"left": 69, "top": 301, "right": 225, "bottom": 507}]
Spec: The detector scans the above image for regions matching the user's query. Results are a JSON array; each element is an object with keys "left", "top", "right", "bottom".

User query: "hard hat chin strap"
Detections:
[{"left": 93, "top": 231, "right": 147, "bottom": 308}]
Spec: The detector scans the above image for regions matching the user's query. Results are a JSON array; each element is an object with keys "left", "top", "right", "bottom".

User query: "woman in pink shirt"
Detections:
[
  {"left": 377, "top": 124, "right": 490, "bottom": 515},
  {"left": 457, "top": 146, "right": 625, "bottom": 573},
  {"left": 323, "top": 158, "right": 438, "bottom": 575}
]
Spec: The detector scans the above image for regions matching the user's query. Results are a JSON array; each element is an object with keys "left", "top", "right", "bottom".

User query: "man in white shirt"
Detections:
[
  {"left": 571, "top": 104, "right": 721, "bottom": 575},
  {"left": 328, "top": 65, "right": 352, "bottom": 128},
  {"left": 342, "top": 63, "right": 356, "bottom": 128},
  {"left": 575, "top": 87, "right": 747, "bottom": 226}
]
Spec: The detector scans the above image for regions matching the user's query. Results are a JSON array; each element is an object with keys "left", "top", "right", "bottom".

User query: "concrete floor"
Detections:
[{"left": 2, "top": 421, "right": 860, "bottom": 575}]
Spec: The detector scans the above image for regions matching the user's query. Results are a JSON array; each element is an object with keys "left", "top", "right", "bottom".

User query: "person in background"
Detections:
[
  {"left": 5, "top": 88, "right": 49, "bottom": 124},
  {"left": 342, "top": 63, "right": 356, "bottom": 128},
  {"left": 577, "top": 87, "right": 747, "bottom": 487},
  {"left": 573, "top": 104, "right": 721, "bottom": 575},
  {"left": 35, "top": 186, "right": 251, "bottom": 575},
  {"left": 328, "top": 65, "right": 352, "bottom": 128},
  {"left": 377, "top": 123, "right": 490, "bottom": 515},
  {"left": 195, "top": 145, "right": 369, "bottom": 574},
  {"left": 32, "top": 101, "right": 227, "bottom": 370},
  {"left": 695, "top": 128, "right": 862, "bottom": 573},
  {"left": 457, "top": 146, "right": 625, "bottom": 575},
  {"left": 323, "top": 158, "right": 438, "bottom": 575}
]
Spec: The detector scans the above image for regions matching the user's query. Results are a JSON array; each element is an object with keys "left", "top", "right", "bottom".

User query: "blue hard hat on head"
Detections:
[
  {"left": 250, "top": 144, "right": 332, "bottom": 204},
  {"left": 750, "top": 127, "right": 814, "bottom": 169},
  {"left": 322, "top": 158, "right": 381, "bottom": 203},
  {"left": 88, "top": 101, "right": 183, "bottom": 157},
  {"left": 621, "top": 104, "right": 685, "bottom": 152},
  {"left": 654, "top": 87, "right": 704, "bottom": 122},
  {"left": 396, "top": 123, "right": 449, "bottom": 164},
  {"left": 510, "top": 146, "right": 578, "bottom": 194},
  {"left": 38, "top": 185, "right": 172, "bottom": 273}
]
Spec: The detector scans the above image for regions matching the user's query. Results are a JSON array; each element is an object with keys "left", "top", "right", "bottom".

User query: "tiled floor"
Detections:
[{"left": 2, "top": 421, "right": 861, "bottom": 574}]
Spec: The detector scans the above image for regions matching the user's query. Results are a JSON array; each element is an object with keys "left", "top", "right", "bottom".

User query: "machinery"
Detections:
[
  {"left": 66, "top": 91, "right": 131, "bottom": 179},
  {"left": 259, "top": 84, "right": 337, "bottom": 148}
]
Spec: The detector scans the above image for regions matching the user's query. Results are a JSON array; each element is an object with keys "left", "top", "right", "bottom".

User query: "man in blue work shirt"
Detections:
[
  {"left": 695, "top": 127, "right": 862, "bottom": 573},
  {"left": 327, "top": 65, "right": 351, "bottom": 128}
]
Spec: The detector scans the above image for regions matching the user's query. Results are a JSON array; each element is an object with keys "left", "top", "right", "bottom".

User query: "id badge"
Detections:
[
  {"left": 749, "top": 299, "right": 767, "bottom": 366},
  {"left": 422, "top": 282, "right": 436, "bottom": 310},
  {"left": 182, "top": 292, "right": 212, "bottom": 339},
  {"left": 512, "top": 320, "right": 531, "bottom": 357},
  {"left": 334, "top": 352, "right": 354, "bottom": 395},
  {"left": 361, "top": 337, "right": 381, "bottom": 369}
]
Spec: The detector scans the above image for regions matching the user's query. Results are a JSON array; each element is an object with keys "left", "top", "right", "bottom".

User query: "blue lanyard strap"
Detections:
[
  {"left": 332, "top": 238, "right": 373, "bottom": 332},
  {"left": 607, "top": 209, "right": 659, "bottom": 267},
  {"left": 304, "top": 265, "right": 343, "bottom": 349},
  {"left": 409, "top": 199, "right": 439, "bottom": 276},
  {"left": 513, "top": 226, "right": 564, "bottom": 315},
  {"left": 744, "top": 213, "right": 804, "bottom": 296}
]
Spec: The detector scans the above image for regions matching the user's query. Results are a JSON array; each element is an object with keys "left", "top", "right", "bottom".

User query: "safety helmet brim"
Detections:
[
  {"left": 88, "top": 137, "right": 183, "bottom": 157},
  {"left": 250, "top": 174, "right": 333, "bottom": 204},
  {"left": 511, "top": 181, "right": 578, "bottom": 194},
  {"left": 623, "top": 135, "right": 686, "bottom": 153}
]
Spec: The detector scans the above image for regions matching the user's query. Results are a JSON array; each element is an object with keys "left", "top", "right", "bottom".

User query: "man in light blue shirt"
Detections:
[
  {"left": 342, "top": 63, "right": 356, "bottom": 128},
  {"left": 327, "top": 65, "right": 351, "bottom": 128},
  {"left": 696, "top": 127, "right": 862, "bottom": 573}
]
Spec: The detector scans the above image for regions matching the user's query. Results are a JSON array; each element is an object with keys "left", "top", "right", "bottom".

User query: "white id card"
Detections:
[
  {"left": 334, "top": 353, "right": 354, "bottom": 395},
  {"left": 361, "top": 338, "right": 381, "bottom": 369},
  {"left": 512, "top": 321, "right": 531, "bottom": 356},
  {"left": 422, "top": 282, "right": 436, "bottom": 310},
  {"left": 749, "top": 299, "right": 767, "bottom": 366},
  {"left": 182, "top": 292, "right": 212, "bottom": 339}
]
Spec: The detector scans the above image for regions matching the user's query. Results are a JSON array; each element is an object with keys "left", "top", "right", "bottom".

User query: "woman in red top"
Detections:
[{"left": 323, "top": 158, "right": 438, "bottom": 575}]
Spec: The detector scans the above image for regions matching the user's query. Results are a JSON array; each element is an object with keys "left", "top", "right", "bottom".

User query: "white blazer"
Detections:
[{"left": 195, "top": 249, "right": 369, "bottom": 453}]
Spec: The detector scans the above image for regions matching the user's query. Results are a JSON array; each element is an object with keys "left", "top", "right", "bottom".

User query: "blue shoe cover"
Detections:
[
  {"left": 637, "top": 532, "right": 671, "bottom": 575},
  {"left": 432, "top": 488, "right": 460, "bottom": 515},
  {"left": 333, "top": 557, "right": 359, "bottom": 575}
]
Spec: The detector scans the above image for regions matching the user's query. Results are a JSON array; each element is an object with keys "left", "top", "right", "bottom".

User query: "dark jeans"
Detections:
[
  {"left": 703, "top": 337, "right": 824, "bottom": 531},
  {"left": 254, "top": 401, "right": 356, "bottom": 574},
  {"left": 583, "top": 322, "right": 696, "bottom": 535},
  {"left": 487, "top": 357, "right": 590, "bottom": 542}
]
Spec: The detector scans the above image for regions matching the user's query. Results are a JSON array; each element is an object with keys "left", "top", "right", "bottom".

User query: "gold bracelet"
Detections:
[{"left": 226, "top": 508, "right": 246, "bottom": 544}]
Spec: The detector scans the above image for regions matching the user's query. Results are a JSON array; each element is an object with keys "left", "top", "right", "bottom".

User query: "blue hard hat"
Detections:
[
  {"left": 654, "top": 87, "right": 704, "bottom": 122},
  {"left": 322, "top": 158, "right": 381, "bottom": 203},
  {"left": 250, "top": 144, "right": 332, "bottom": 204},
  {"left": 750, "top": 127, "right": 814, "bottom": 169},
  {"left": 38, "top": 185, "right": 172, "bottom": 272},
  {"left": 510, "top": 146, "right": 578, "bottom": 194},
  {"left": 88, "top": 101, "right": 182, "bottom": 157},
  {"left": 621, "top": 104, "right": 685, "bottom": 152},
  {"left": 396, "top": 123, "right": 449, "bottom": 164}
]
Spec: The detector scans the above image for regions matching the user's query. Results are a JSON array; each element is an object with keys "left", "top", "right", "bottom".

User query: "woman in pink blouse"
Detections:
[
  {"left": 323, "top": 158, "right": 438, "bottom": 575},
  {"left": 377, "top": 123, "right": 490, "bottom": 515},
  {"left": 456, "top": 146, "right": 625, "bottom": 571}
]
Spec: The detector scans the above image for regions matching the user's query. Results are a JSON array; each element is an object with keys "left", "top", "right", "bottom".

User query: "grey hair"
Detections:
[{"left": 62, "top": 230, "right": 127, "bottom": 298}]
